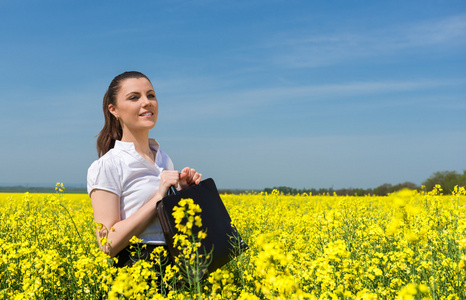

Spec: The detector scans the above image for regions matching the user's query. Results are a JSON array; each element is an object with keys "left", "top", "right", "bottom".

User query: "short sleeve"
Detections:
[{"left": 87, "top": 157, "right": 122, "bottom": 197}]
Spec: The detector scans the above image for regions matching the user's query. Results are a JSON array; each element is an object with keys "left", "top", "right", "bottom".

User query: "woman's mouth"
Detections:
[{"left": 139, "top": 112, "right": 153, "bottom": 117}]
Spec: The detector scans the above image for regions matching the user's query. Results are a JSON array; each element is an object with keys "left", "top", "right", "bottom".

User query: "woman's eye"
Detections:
[
  {"left": 148, "top": 94, "right": 156, "bottom": 99},
  {"left": 129, "top": 95, "right": 139, "bottom": 100}
]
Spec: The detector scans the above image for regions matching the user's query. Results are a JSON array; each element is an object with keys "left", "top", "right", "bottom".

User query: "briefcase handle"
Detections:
[
  {"left": 168, "top": 186, "right": 178, "bottom": 196},
  {"left": 168, "top": 174, "right": 204, "bottom": 196}
]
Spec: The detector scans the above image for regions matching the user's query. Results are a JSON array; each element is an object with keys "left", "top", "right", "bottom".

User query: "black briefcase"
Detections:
[{"left": 156, "top": 178, "right": 248, "bottom": 280}]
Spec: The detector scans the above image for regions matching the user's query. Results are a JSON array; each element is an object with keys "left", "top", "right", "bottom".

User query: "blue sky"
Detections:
[{"left": 0, "top": 0, "right": 465, "bottom": 190}]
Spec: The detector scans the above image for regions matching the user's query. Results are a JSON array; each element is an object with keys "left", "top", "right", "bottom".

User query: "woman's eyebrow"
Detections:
[{"left": 125, "top": 91, "right": 141, "bottom": 96}]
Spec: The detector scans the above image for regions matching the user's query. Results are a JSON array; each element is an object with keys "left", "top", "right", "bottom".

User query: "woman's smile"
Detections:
[{"left": 139, "top": 111, "right": 154, "bottom": 118}]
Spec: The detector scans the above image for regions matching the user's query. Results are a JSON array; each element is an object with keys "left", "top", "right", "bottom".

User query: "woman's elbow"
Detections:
[
  {"left": 103, "top": 244, "right": 112, "bottom": 256},
  {"left": 96, "top": 229, "right": 113, "bottom": 256}
]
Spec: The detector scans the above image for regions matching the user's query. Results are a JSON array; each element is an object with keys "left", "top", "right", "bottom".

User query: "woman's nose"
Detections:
[{"left": 141, "top": 96, "right": 151, "bottom": 106}]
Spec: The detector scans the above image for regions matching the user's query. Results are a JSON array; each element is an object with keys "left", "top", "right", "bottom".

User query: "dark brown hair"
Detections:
[{"left": 96, "top": 71, "right": 151, "bottom": 157}]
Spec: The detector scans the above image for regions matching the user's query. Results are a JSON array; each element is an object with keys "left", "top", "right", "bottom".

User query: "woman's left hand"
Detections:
[{"left": 179, "top": 167, "right": 202, "bottom": 190}]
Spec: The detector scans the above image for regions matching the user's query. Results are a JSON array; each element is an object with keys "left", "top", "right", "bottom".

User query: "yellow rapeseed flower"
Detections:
[{"left": 1, "top": 184, "right": 465, "bottom": 299}]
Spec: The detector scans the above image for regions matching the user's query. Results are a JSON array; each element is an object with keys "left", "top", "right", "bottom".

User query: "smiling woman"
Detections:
[
  {"left": 87, "top": 71, "right": 202, "bottom": 273},
  {"left": 95, "top": 71, "right": 157, "bottom": 158},
  {"left": 107, "top": 76, "right": 159, "bottom": 147}
]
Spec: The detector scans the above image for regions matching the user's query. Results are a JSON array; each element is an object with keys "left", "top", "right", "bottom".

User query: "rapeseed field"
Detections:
[{"left": 0, "top": 184, "right": 465, "bottom": 299}]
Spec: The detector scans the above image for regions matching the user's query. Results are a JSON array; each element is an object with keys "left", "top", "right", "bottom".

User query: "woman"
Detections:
[{"left": 87, "top": 71, "right": 202, "bottom": 267}]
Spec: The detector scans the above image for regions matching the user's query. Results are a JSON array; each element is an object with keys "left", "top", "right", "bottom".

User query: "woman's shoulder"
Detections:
[
  {"left": 88, "top": 149, "right": 123, "bottom": 174},
  {"left": 150, "top": 140, "right": 174, "bottom": 170},
  {"left": 87, "top": 149, "right": 124, "bottom": 196},
  {"left": 156, "top": 147, "right": 170, "bottom": 159}
]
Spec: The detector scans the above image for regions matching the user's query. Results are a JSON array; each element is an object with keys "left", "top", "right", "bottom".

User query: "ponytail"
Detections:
[{"left": 96, "top": 71, "right": 151, "bottom": 157}]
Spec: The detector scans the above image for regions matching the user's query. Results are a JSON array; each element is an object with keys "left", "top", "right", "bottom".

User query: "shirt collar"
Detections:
[
  {"left": 149, "top": 138, "right": 160, "bottom": 151},
  {"left": 113, "top": 139, "right": 162, "bottom": 168},
  {"left": 114, "top": 138, "right": 160, "bottom": 152}
]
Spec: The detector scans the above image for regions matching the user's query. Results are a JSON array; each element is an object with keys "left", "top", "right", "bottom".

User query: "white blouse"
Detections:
[{"left": 87, "top": 139, "right": 174, "bottom": 244}]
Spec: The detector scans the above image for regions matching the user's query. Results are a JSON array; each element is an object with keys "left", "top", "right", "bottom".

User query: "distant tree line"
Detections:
[
  {"left": 0, "top": 186, "right": 87, "bottom": 194},
  {"left": 2, "top": 170, "right": 465, "bottom": 196},
  {"left": 263, "top": 170, "right": 466, "bottom": 196}
]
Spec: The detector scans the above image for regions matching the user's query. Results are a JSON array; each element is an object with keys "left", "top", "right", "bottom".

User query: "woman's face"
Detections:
[{"left": 109, "top": 77, "right": 158, "bottom": 133}]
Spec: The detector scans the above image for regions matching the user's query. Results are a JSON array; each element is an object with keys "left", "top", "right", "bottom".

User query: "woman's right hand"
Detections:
[{"left": 157, "top": 170, "right": 180, "bottom": 198}]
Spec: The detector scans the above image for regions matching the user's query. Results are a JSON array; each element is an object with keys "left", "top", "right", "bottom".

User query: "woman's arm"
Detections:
[
  {"left": 92, "top": 189, "right": 159, "bottom": 257},
  {"left": 91, "top": 170, "right": 181, "bottom": 257}
]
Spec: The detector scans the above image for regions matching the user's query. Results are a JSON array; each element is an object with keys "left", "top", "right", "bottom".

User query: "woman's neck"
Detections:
[{"left": 121, "top": 129, "right": 153, "bottom": 158}]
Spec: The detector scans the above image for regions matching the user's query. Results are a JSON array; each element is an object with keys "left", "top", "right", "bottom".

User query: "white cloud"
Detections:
[
  {"left": 404, "top": 14, "right": 466, "bottom": 47},
  {"left": 265, "top": 14, "right": 466, "bottom": 68},
  {"left": 159, "top": 77, "right": 465, "bottom": 121}
]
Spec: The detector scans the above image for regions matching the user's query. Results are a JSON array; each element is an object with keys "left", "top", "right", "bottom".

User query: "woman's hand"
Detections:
[
  {"left": 179, "top": 167, "right": 202, "bottom": 190},
  {"left": 157, "top": 170, "right": 181, "bottom": 197}
]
